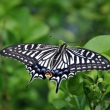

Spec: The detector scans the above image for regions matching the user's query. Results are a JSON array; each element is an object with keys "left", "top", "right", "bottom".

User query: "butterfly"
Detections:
[{"left": 0, "top": 43, "right": 110, "bottom": 93}]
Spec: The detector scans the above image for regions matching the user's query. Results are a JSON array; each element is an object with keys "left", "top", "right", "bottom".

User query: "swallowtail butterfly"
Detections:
[{"left": 0, "top": 43, "right": 110, "bottom": 93}]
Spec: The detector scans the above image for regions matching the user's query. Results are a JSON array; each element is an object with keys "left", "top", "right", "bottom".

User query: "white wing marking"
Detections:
[
  {"left": 44, "top": 59, "right": 49, "bottom": 68},
  {"left": 87, "top": 59, "right": 90, "bottom": 63},
  {"left": 76, "top": 56, "right": 80, "bottom": 64},
  {"left": 22, "top": 51, "right": 27, "bottom": 54},
  {"left": 30, "top": 51, "right": 38, "bottom": 57},
  {"left": 24, "top": 45, "right": 28, "bottom": 50},
  {"left": 63, "top": 52, "right": 67, "bottom": 63},
  {"left": 82, "top": 58, "right": 85, "bottom": 63},
  {"left": 26, "top": 51, "right": 33, "bottom": 56},
  {"left": 43, "top": 52, "right": 55, "bottom": 60}
]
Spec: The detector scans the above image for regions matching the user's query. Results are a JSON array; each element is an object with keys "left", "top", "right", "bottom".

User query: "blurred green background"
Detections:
[{"left": 0, "top": 0, "right": 110, "bottom": 110}]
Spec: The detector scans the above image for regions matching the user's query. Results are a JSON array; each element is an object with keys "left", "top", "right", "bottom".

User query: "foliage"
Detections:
[
  {"left": 0, "top": 0, "right": 110, "bottom": 110},
  {"left": 55, "top": 36, "right": 110, "bottom": 110}
]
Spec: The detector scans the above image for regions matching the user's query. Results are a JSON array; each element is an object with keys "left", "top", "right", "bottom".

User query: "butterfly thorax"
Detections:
[
  {"left": 26, "top": 43, "right": 70, "bottom": 78},
  {"left": 51, "top": 43, "right": 67, "bottom": 69}
]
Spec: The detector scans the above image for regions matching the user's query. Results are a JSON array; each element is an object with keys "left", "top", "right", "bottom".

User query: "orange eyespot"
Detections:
[{"left": 45, "top": 72, "right": 53, "bottom": 77}]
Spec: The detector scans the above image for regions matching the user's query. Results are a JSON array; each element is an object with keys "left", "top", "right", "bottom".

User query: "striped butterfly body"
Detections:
[{"left": 0, "top": 43, "right": 110, "bottom": 93}]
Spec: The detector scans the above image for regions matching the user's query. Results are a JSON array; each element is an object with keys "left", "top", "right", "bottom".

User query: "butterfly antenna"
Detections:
[
  {"left": 66, "top": 39, "right": 84, "bottom": 44},
  {"left": 50, "top": 36, "right": 59, "bottom": 41},
  {"left": 50, "top": 36, "right": 84, "bottom": 44}
]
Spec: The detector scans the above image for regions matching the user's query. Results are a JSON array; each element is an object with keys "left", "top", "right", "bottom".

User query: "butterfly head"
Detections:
[{"left": 60, "top": 43, "right": 67, "bottom": 48}]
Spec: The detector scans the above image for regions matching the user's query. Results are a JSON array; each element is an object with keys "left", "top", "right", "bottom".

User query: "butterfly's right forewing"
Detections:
[{"left": 67, "top": 48, "right": 110, "bottom": 72}]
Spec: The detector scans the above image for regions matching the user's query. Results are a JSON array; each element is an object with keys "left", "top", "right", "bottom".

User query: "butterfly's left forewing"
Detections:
[{"left": 0, "top": 44, "right": 58, "bottom": 66}]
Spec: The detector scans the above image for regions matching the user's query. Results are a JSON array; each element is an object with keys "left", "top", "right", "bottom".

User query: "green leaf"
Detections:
[
  {"left": 97, "top": 78, "right": 103, "bottom": 84},
  {"left": 70, "top": 96, "right": 80, "bottom": 110},
  {"left": 104, "top": 72, "right": 110, "bottom": 85},
  {"left": 25, "top": 22, "right": 50, "bottom": 42},
  {"left": 69, "top": 95, "right": 86, "bottom": 110},
  {"left": 105, "top": 85, "right": 110, "bottom": 95},
  {"left": 67, "top": 73, "right": 83, "bottom": 95},
  {"left": 101, "top": 53, "right": 110, "bottom": 61},
  {"left": 83, "top": 79, "right": 92, "bottom": 88},
  {"left": 105, "top": 99, "right": 110, "bottom": 103},
  {"left": 60, "top": 80, "right": 68, "bottom": 93},
  {"left": 4, "top": 17, "right": 21, "bottom": 41},
  {"left": 85, "top": 70, "right": 98, "bottom": 82},
  {"left": 84, "top": 105, "right": 91, "bottom": 110},
  {"left": 10, "top": 7, "right": 31, "bottom": 36},
  {"left": 52, "top": 99, "right": 68, "bottom": 109},
  {"left": 84, "top": 35, "right": 110, "bottom": 53},
  {"left": 79, "top": 95, "right": 86, "bottom": 110},
  {"left": 48, "top": 82, "right": 65, "bottom": 103}
]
